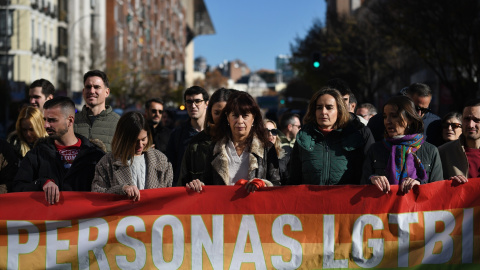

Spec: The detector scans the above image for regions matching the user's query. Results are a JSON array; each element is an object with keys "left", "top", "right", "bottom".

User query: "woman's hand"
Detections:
[
  {"left": 370, "top": 175, "right": 390, "bottom": 193},
  {"left": 244, "top": 179, "right": 266, "bottom": 193},
  {"left": 450, "top": 175, "right": 468, "bottom": 184},
  {"left": 186, "top": 179, "right": 204, "bottom": 193},
  {"left": 400, "top": 177, "right": 420, "bottom": 194},
  {"left": 123, "top": 185, "right": 140, "bottom": 201}
]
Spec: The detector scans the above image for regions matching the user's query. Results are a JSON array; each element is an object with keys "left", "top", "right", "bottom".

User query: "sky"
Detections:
[{"left": 194, "top": 1, "right": 326, "bottom": 71}]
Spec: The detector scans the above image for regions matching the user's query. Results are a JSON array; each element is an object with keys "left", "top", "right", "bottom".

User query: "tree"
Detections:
[
  {"left": 193, "top": 69, "right": 228, "bottom": 92},
  {"left": 368, "top": 0, "right": 480, "bottom": 109}
]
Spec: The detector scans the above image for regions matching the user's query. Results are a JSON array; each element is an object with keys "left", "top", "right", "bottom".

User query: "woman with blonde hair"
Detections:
[
  {"left": 264, "top": 119, "right": 289, "bottom": 183},
  {"left": 8, "top": 106, "right": 48, "bottom": 159},
  {"left": 92, "top": 111, "right": 173, "bottom": 201}
]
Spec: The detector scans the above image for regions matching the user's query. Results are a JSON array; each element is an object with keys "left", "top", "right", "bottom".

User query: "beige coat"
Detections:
[
  {"left": 92, "top": 148, "right": 173, "bottom": 194},
  {"left": 438, "top": 136, "right": 468, "bottom": 179}
]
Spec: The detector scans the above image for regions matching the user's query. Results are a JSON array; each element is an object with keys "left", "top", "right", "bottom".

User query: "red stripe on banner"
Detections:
[{"left": 1, "top": 180, "right": 480, "bottom": 220}]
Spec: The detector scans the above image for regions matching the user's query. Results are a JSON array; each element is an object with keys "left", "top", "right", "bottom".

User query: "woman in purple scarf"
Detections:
[{"left": 361, "top": 96, "right": 443, "bottom": 193}]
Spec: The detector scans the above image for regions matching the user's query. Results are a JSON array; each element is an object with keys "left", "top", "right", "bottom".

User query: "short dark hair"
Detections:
[
  {"left": 184, "top": 86, "right": 209, "bottom": 102},
  {"left": 326, "top": 78, "right": 352, "bottom": 97},
  {"left": 83, "top": 70, "right": 109, "bottom": 88},
  {"left": 205, "top": 88, "right": 237, "bottom": 131},
  {"left": 43, "top": 96, "right": 76, "bottom": 117},
  {"left": 349, "top": 92, "right": 357, "bottom": 105},
  {"left": 405, "top": 83, "right": 432, "bottom": 97},
  {"left": 464, "top": 99, "right": 480, "bottom": 108},
  {"left": 145, "top": 98, "right": 164, "bottom": 110},
  {"left": 442, "top": 112, "right": 462, "bottom": 124},
  {"left": 384, "top": 96, "right": 424, "bottom": 134},
  {"left": 279, "top": 112, "right": 300, "bottom": 131},
  {"left": 30, "top": 79, "right": 55, "bottom": 98}
]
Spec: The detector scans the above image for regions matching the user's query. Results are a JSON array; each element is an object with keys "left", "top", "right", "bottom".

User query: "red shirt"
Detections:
[
  {"left": 465, "top": 147, "right": 480, "bottom": 178},
  {"left": 55, "top": 138, "right": 82, "bottom": 169}
]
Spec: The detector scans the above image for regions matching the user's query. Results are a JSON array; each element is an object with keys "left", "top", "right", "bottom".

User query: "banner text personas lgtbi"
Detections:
[{"left": 1, "top": 180, "right": 480, "bottom": 269}]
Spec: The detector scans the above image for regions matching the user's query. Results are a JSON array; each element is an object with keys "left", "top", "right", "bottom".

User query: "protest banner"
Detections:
[{"left": 1, "top": 180, "right": 480, "bottom": 269}]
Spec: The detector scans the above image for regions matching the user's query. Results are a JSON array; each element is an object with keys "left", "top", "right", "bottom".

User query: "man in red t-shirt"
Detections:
[
  {"left": 439, "top": 100, "right": 480, "bottom": 183},
  {"left": 13, "top": 97, "right": 105, "bottom": 204}
]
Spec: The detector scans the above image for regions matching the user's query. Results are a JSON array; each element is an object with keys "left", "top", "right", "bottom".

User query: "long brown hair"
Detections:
[
  {"left": 303, "top": 87, "right": 350, "bottom": 130},
  {"left": 384, "top": 96, "right": 424, "bottom": 135},
  {"left": 111, "top": 111, "right": 153, "bottom": 165},
  {"left": 214, "top": 91, "right": 270, "bottom": 147}
]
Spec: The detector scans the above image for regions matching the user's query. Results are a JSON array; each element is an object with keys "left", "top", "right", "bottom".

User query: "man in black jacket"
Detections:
[
  {"left": 144, "top": 98, "right": 171, "bottom": 154},
  {"left": 13, "top": 97, "right": 105, "bottom": 204}
]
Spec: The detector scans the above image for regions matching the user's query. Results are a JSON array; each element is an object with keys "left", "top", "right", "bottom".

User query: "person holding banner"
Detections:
[
  {"left": 287, "top": 87, "right": 374, "bottom": 185},
  {"left": 439, "top": 99, "right": 480, "bottom": 184},
  {"left": 91, "top": 112, "right": 173, "bottom": 201},
  {"left": 186, "top": 91, "right": 281, "bottom": 193},
  {"left": 362, "top": 96, "right": 443, "bottom": 193},
  {"left": 178, "top": 88, "right": 237, "bottom": 186}
]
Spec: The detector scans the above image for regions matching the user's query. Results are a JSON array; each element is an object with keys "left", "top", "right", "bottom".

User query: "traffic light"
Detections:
[{"left": 312, "top": 52, "right": 321, "bottom": 68}]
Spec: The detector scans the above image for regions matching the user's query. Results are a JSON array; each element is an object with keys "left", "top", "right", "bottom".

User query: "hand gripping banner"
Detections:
[{"left": 1, "top": 180, "right": 480, "bottom": 269}]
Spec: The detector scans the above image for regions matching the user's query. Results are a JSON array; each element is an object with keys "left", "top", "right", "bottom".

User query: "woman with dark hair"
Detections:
[
  {"left": 287, "top": 87, "right": 374, "bottom": 185},
  {"left": 8, "top": 106, "right": 48, "bottom": 159},
  {"left": 362, "top": 96, "right": 443, "bottom": 193},
  {"left": 178, "top": 88, "right": 237, "bottom": 186},
  {"left": 187, "top": 91, "right": 281, "bottom": 192},
  {"left": 92, "top": 111, "right": 173, "bottom": 201},
  {"left": 441, "top": 112, "right": 462, "bottom": 143}
]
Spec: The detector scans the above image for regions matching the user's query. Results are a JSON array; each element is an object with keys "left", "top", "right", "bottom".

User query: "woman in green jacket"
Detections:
[
  {"left": 287, "top": 88, "right": 375, "bottom": 185},
  {"left": 361, "top": 96, "right": 443, "bottom": 193}
]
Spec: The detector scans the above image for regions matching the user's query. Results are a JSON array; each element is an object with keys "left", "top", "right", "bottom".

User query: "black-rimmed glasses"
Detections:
[{"left": 151, "top": 109, "right": 163, "bottom": 114}]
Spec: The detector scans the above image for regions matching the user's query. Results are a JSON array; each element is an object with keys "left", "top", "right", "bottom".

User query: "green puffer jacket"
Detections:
[
  {"left": 287, "top": 117, "right": 374, "bottom": 185},
  {"left": 74, "top": 105, "right": 120, "bottom": 152}
]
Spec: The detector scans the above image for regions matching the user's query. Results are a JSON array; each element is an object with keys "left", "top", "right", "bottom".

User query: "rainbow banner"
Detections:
[{"left": 1, "top": 180, "right": 480, "bottom": 269}]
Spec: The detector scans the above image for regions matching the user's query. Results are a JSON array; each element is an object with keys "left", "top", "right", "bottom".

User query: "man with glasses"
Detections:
[
  {"left": 439, "top": 100, "right": 480, "bottom": 183},
  {"left": 166, "top": 86, "right": 209, "bottom": 186},
  {"left": 368, "top": 83, "right": 442, "bottom": 146},
  {"left": 278, "top": 112, "right": 301, "bottom": 153},
  {"left": 74, "top": 70, "right": 120, "bottom": 152},
  {"left": 144, "top": 98, "right": 172, "bottom": 154}
]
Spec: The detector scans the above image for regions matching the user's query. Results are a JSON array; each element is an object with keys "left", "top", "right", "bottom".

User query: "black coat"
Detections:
[
  {"left": 0, "top": 138, "right": 19, "bottom": 192},
  {"left": 150, "top": 123, "right": 172, "bottom": 154},
  {"left": 13, "top": 134, "right": 105, "bottom": 192}
]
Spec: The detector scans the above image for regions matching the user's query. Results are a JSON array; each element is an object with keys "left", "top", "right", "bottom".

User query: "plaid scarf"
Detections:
[{"left": 383, "top": 133, "right": 428, "bottom": 184}]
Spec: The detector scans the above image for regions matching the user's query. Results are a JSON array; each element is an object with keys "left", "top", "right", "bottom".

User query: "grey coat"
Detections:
[
  {"left": 92, "top": 148, "right": 173, "bottom": 194},
  {"left": 361, "top": 141, "right": 443, "bottom": 184}
]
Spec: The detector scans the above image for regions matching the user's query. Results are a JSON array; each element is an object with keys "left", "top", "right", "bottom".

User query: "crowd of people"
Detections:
[{"left": 0, "top": 69, "right": 477, "bottom": 204}]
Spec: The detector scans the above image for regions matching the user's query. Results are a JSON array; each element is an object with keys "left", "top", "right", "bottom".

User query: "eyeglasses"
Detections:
[
  {"left": 267, "top": 128, "right": 278, "bottom": 136},
  {"left": 151, "top": 109, "right": 163, "bottom": 114},
  {"left": 415, "top": 105, "right": 431, "bottom": 115},
  {"left": 442, "top": 123, "right": 462, "bottom": 129},
  {"left": 292, "top": 124, "right": 301, "bottom": 129},
  {"left": 185, "top": 99, "right": 204, "bottom": 106}
]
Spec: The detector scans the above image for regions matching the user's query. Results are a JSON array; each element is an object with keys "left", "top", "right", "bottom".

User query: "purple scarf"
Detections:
[{"left": 383, "top": 134, "right": 428, "bottom": 184}]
